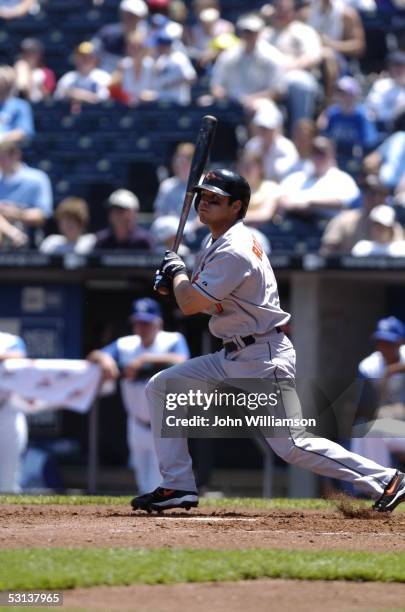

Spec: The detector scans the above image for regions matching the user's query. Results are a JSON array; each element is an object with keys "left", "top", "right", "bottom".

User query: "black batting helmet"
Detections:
[{"left": 194, "top": 168, "right": 251, "bottom": 219}]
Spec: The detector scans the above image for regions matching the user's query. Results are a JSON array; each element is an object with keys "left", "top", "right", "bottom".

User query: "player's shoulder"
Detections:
[
  {"left": 327, "top": 166, "right": 356, "bottom": 184},
  {"left": 276, "top": 134, "right": 297, "bottom": 153},
  {"left": 159, "top": 176, "right": 180, "bottom": 191},
  {"left": 218, "top": 221, "right": 251, "bottom": 245},
  {"left": 7, "top": 96, "right": 31, "bottom": 111},
  {"left": 20, "top": 163, "right": 48, "bottom": 182},
  {"left": 92, "top": 68, "right": 111, "bottom": 81},
  {"left": 213, "top": 222, "right": 257, "bottom": 262},
  {"left": 115, "top": 335, "right": 141, "bottom": 352},
  {"left": 399, "top": 345, "right": 405, "bottom": 362},
  {"left": 0, "top": 331, "right": 25, "bottom": 353},
  {"left": 156, "top": 330, "right": 184, "bottom": 343},
  {"left": 216, "top": 43, "right": 243, "bottom": 63},
  {"left": 155, "top": 330, "right": 186, "bottom": 350},
  {"left": 0, "top": 331, "right": 20, "bottom": 343},
  {"left": 369, "top": 77, "right": 393, "bottom": 94},
  {"left": 358, "top": 351, "right": 383, "bottom": 377}
]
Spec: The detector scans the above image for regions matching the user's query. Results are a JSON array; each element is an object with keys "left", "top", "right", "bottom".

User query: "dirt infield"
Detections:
[
  {"left": 1, "top": 503, "right": 405, "bottom": 553},
  {"left": 63, "top": 580, "right": 405, "bottom": 612},
  {"left": 2, "top": 502, "right": 405, "bottom": 611}
]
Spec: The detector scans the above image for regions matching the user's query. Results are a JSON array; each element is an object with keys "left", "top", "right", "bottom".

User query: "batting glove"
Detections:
[
  {"left": 159, "top": 250, "right": 187, "bottom": 280},
  {"left": 154, "top": 269, "right": 172, "bottom": 293}
]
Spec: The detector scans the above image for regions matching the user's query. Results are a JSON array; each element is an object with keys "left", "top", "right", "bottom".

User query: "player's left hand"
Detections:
[{"left": 159, "top": 250, "right": 187, "bottom": 280}]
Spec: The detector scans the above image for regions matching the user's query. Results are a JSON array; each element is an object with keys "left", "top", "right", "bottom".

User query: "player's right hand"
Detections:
[{"left": 100, "top": 357, "right": 120, "bottom": 381}]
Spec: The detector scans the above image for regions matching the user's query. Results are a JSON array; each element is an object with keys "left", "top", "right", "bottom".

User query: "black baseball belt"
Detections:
[{"left": 223, "top": 327, "right": 283, "bottom": 356}]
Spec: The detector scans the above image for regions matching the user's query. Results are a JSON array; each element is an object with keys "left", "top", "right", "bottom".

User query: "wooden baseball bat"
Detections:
[{"left": 155, "top": 114, "right": 217, "bottom": 296}]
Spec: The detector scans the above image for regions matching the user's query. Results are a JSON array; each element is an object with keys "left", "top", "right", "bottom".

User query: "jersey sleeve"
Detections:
[
  {"left": 0, "top": 334, "right": 27, "bottom": 357},
  {"left": 14, "top": 336, "right": 27, "bottom": 355},
  {"left": 358, "top": 353, "right": 381, "bottom": 379},
  {"left": 192, "top": 251, "right": 250, "bottom": 302},
  {"left": 14, "top": 99, "right": 34, "bottom": 139},
  {"left": 32, "top": 172, "right": 53, "bottom": 217},
  {"left": 100, "top": 340, "right": 120, "bottom": 364}
]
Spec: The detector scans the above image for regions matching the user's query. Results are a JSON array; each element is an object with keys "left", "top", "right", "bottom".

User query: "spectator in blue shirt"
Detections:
[
  {"left": 364, "top": 110, "right": 405, "bottom": 190},
  {"left": 153, "top": 142, "right": 198, "bottom": 221},
  {"left": 318, "top": 76, "right": 379, "bottom": 174},
  {"left": 0, "top": 65, "right": 34, "bottom": 143},
  {"left": 0, "top": 141, "right": 52, "bottom": 246}
]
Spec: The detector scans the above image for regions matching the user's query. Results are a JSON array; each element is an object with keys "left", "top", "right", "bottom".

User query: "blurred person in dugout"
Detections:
[
  {"left": 39, "top": 197, "right": 96, "bottom": 255},
  {"left": 0, "top": 331, "right": 28, "bottom": 493},
  {"left": 352, "top": 317, "right": 405, "bottom": 469},
  {"left": 87, "top": 298, "right": 190, "bottom": 493}
]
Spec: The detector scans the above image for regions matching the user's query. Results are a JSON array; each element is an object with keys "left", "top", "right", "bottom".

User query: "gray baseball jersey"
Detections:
[{"left": 191, "top": 220, "right": 290, "bottom": 341}]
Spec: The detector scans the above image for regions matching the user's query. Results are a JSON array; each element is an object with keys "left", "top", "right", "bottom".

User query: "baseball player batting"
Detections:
[{"left": 131, "top": 168, "right": 405, "bottom": 514}]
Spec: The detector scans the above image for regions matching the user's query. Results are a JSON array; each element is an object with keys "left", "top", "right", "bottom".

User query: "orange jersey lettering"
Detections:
[{"left": 252, "top": 237, "right": 263, "bottom": 260}]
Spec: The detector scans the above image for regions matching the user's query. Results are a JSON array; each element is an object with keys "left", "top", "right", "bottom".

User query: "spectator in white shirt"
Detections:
[
  {"left": 39, "top": 197, "right": 96, "bottom": 255},
  {"left": 0, "top": 0, "right": 38, "bottom": 20},
  {"left": 278, "top": 136, "right": 360, "bottom": 216},
  {"left": 288, "top": 118, "right": 317, "bottom": 177},
  {"left": 92, "top": 0, "right": 149, "bottom": 73},
  {"left": 237, "top": 150, "right": 280, "bottom": 226},
  {"left": 54, "top": 42, "right": 111, "bottom": 105},
  {"left": 244, "top": 100, "right": 298, "bottom": 182},
  {"left": 186, "top": 5, "right": 234, "bottom": 68},
  {"left": 352, "top": 205, "right": 405, "bottom": 257},
  {"left": 307, "top": 0, "right": 365, "bottom": 102},
  {"left": 264, "top": 0, "right": 322, "bottom": 128},
  {"left": 109, "top": 30, "right": 155, "bottom": 105},
  {"left": 366, "top": 51, "right": 405, "bottom": 128},
  {"left": 210, "top": 13, "right": 286, "bottom": 111}
]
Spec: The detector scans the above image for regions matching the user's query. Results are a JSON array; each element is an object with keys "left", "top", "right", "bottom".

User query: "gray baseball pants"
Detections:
[{"left": 146, "top": 330, "right": 395, "bottom": 497}]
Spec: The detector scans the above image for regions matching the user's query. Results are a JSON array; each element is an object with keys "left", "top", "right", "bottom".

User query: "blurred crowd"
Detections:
[{"left": 0, "top": 0, "right": 404, "bottom": 257}]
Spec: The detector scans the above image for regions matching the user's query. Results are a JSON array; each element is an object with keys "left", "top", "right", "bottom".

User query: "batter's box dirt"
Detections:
[{"left": 0, "top": 504, "right": 404, "bottom": 552}]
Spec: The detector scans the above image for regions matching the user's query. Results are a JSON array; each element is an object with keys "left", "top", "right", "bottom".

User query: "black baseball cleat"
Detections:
[
  {"left": 131, "top": 487, "right": 199, "bottom": 513},
  {"left": 373, "top": 471, "right": 405, "bottom": 512}
]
